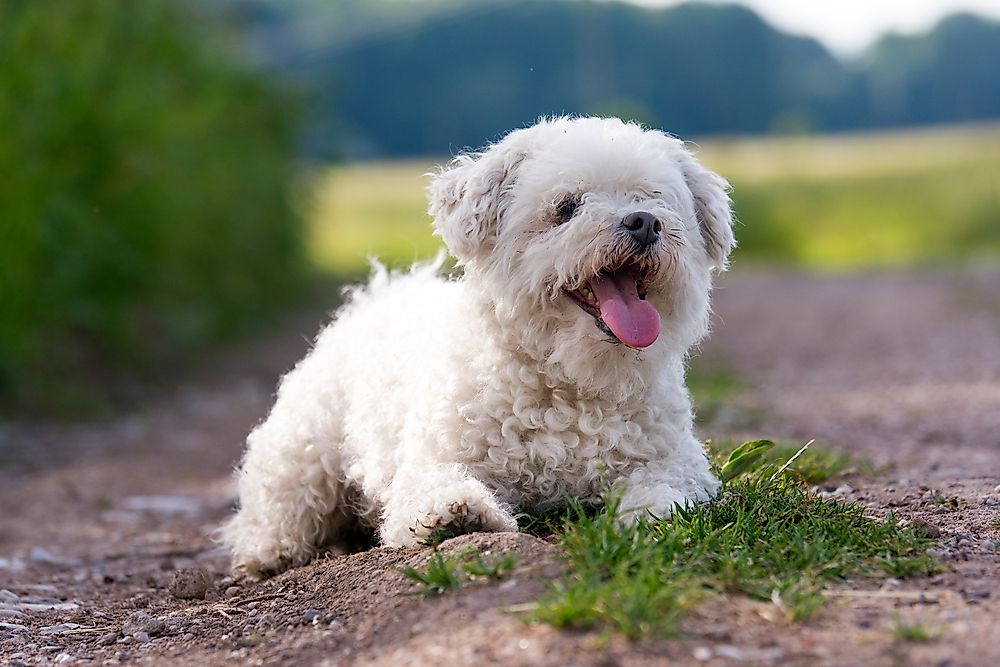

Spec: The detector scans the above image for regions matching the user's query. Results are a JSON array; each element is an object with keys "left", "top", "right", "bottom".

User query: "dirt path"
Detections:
[{"left": 1, "top": 270, "right": 998, "bottom": 666}]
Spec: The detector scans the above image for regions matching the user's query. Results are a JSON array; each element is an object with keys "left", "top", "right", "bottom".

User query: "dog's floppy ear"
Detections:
[
  {"left": 677, "top": 146, "right": 735, "bottom": 271},
  {"left": 428, "top": 133, "right": 527, "bottom": 264}
]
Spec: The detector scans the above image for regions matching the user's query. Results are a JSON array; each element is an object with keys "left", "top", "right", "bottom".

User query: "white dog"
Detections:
[{"left": 223, "top": 117, "right": 734, "bottom": 577}]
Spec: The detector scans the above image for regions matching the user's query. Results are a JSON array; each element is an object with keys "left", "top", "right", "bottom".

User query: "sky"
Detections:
[{"left": 629, "top": 0, "right": 1000, "bottom": 54}]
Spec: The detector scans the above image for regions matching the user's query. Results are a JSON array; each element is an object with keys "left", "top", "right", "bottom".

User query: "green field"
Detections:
[{"left": 304, "top": 122, "right": 1000, "bottom": 274}]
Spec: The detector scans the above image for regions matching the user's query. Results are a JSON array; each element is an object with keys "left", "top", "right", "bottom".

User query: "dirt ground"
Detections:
[{"left": 2, "top": 270, "right": 998, "bottom": 666}]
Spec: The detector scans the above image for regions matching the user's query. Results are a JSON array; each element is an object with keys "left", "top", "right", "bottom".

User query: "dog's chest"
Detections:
[{"left": 451, "top": 383, "right": 663, "bottom": 505}]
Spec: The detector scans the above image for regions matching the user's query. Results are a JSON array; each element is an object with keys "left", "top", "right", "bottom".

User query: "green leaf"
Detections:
[{"left": 720, "top": 439, "right": 775, "bottom": 482}]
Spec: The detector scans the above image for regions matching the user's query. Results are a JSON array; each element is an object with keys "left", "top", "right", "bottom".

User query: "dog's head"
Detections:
[{"left": 429, "top": 117, "right": 734, "bottom": 396}]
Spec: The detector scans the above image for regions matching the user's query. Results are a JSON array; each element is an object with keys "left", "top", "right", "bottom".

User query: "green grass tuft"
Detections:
[
  {"left": 891, "top": 618, "right": 939, "bottom": 643},
  {"left": 400, "top": 443, "right": 936, "bottom": 638},
  {"left": 398, "top": 549, "right": 521, "bottom": 595},
  {"left": 398, "top": 552, "right": 465, "bottom": 595},
  {"left": 463, "top": 551, "right": 521, "bottom": 581},
  {"left": 533, "top": 464, "right": 936, "bottom": 638}
]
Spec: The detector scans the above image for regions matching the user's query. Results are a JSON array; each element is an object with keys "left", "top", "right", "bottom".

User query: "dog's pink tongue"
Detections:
[{"left": 589, "top": 269, "right": 661, "bottom": 349}]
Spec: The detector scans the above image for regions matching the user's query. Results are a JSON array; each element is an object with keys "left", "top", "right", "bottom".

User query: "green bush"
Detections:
[{"left": 0, "top": 0, "right": 307, "bottom": 415}]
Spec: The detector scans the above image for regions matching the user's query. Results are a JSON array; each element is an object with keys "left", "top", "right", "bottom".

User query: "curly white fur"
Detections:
[{"left": 222, "top": 117, "right": 734, "bottom": 577}]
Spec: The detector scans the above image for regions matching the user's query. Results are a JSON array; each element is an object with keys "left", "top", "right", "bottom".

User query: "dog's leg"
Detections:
[
  {"left": 378, "top": 463, "right": 518, "bottom": 546},
  {"left": 222, "top": 417, "right": 347, "bottom": 579},
  {"left": 613, "top": 439, "right": 721, "bottom": 522}
]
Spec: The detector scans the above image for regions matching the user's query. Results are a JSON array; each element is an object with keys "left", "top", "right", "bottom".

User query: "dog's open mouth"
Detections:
[{"left": 565, "top": 262, "right": 660, "bottom": 349}]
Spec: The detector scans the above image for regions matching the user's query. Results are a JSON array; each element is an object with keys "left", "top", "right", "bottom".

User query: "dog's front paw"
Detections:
[
  {"left": 411, "top": 498, "right": 516, "bottom": 543},
  {"left": 616, "top": 485, "right": 691, "bottom": 525},
  {"left": 616, "top": 479, "right": 718, "bottom": 524},
  {"left": 381, "top": 480, "right": 517, "bottom": 547},
  {"left": 232, "top": 554, "right": 293, "bottom": 581},
  {"left": 226, "top": 533, "right": 305, "bottom": 581}
]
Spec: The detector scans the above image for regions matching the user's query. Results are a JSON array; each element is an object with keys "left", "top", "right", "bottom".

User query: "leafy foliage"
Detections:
[
  {"left": 866, "top": 14, "right": 1000, "bottom": 127},
  {"left": 0, "top": 0, "right": 305, "bottom": 413},
  {"left": 228, "top": 1, "right": 1000, "bottom": 158},
  {"left": 318, "top": 2, "right": 848, "bottom": 157}
]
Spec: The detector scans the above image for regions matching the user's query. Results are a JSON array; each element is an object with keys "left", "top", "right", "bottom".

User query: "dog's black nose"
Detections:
[{"left": 621, "top": 211, "right": 661, "bottom": 248}]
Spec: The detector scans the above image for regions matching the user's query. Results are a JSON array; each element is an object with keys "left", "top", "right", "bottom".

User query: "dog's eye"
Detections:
[{"left": 554, "top": 195, "right": 581, "bottom": 224}]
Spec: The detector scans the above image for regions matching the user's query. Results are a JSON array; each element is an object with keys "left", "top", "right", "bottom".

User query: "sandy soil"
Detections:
[{"left": 1, "top": 270, "right": 998, "bottom": 666}]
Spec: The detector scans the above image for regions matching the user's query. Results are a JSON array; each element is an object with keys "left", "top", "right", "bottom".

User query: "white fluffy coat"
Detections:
[{"left": 223, "top": 117, "right": 734, "bottom": 577}]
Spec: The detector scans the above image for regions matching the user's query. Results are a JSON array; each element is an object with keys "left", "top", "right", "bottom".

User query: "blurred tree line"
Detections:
[
  {"left": 229, "top": 0, "right": 1000, "bottom": 157},
  {"left": 3, "top": 0, "right": 998, "bottom": 415},
  {"left": 0, "top": 1, "right": 305, "bottom": 414}
]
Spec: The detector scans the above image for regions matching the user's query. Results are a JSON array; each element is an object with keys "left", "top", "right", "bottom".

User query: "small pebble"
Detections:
[
  {"left": 303, "top": 609, "right": 322, "bottom": 623},
  {"left": 97, "top": 632, "right": 118, "bottom": 647},
  {"left": 224, "top": 586, "right": 241, "bottom": 599},
  {"left": 129, "top": 593, "right": 151, "bottom": 609},
  {"left": 40, "top": 623, "right": 82, "bottom": 635},
  {"left": 30, "top": 547, "right": 57, "bottom": 563},
  {"left": 134, "top": 631, "right": 150, "bottom": 643},
  {"left": 715, "top": 646, "right": 746, "bottom": 660},
  {"left": 169, "top": 566, "right": 212, "bottom": 600},
  {"left": 693, "top": 646, "right": 712, "bottom": 661},
  {"left": 910, "top": 516, "right": 942, "bottom": 538},
  {"left": 124, "top": 612, "right": 166, "bottom": 638}
]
